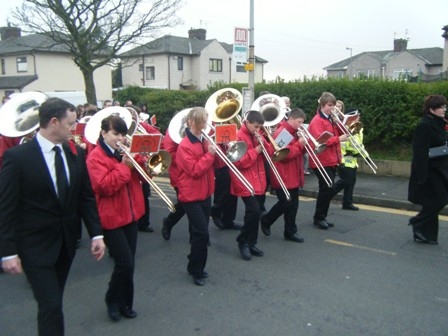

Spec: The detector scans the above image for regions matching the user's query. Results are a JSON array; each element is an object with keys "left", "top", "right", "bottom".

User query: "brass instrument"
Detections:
[
  {"left": 254, "top": 132, "right": 291, "bottom": 201},
  {"left": 84, "top": 107, "right": 176, "bottom": 213},
  {"left": 331, "top": 107, "right": 377, "bottom": 174},
  {"left": 168, "top": 108, "right": 255, "bottom": 196},
  {"left": 297, "top": 126, "right": 333, "bottom": 187},
  {"left": 251, "top": 93, "right": 290, "bottom": 161},
  {"left": 0, "top": 91, "right": 48, "bottom": 142}
]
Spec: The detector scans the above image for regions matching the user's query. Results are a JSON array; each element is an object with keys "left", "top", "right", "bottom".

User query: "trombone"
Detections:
[
  {"left": 117, "top": 142, "right": 176, "bottom": 213},
  {"left": 254, "top": 132, "right": 291, "bottom": 201},
  {"left": 331, "top": 107, "right": 377, "bottom": 174},
  {"left": 297, "top": 126, "right": 333, "bottom": 187}
]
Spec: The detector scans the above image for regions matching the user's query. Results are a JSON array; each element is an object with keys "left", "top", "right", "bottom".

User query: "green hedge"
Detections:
[{"left": 113, "top": 79, "right": 448, "bottom": 156}]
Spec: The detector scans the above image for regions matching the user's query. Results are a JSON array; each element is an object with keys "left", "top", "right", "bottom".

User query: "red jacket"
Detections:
[
  {"left": 86, "top": 140, "right": 145, "bottom": 230},
  {"left": 0, "top": 136, "right": 21, "bottom": 169},
  {"left": 270, "top": 122, "right": 305, "bottom": 190},
  {"left": 307, "top": 110, "right": 344, "bottom": 168},
  {"left": 176, "top": 128, "right": 215, "bottom": 202},
  {"left": 230, "top": 123, "right": 271, "bottom": 197},
  {"left": 162, "top": 130, "right": 180, "bottom": 188}
]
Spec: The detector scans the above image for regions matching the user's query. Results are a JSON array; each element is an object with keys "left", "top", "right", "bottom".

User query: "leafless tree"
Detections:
[{"left": 11, "top": 0, "right": 183, "bottom": 103}]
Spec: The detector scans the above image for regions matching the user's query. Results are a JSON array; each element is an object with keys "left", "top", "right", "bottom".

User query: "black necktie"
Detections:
[{"left": 53, "top": 146, "right": 69, "bottom": 204}]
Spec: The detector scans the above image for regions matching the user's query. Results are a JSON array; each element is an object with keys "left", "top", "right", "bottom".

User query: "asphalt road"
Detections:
[{"left": 1, "top": 177, "right": 447, "bottom": 336}]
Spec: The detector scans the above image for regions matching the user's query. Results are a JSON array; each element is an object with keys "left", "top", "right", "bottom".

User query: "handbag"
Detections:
[{"left": 428, "top": 144, "right": 448, "bottom": 158}]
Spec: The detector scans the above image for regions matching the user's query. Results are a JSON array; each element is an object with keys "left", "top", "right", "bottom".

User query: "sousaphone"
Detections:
[
  {"left": 205, "top": 88, "right": 243, "bottom": 125},
  {"left": 0, "top": 91, "right": 48, "bottom": 138}
]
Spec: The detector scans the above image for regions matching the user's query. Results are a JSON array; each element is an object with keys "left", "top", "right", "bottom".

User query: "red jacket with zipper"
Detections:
[
  {"left": 230, "top": 123, "right": 272, "bottom": 197},
  {"left": 307, "top": 110, "right": 344, "bottom": 168},
  {"left": 176, "top": 128, "right": 215, "bottom": 203},
  {"left": 86, "top": 141, "right": 145, "bottom": 230}
]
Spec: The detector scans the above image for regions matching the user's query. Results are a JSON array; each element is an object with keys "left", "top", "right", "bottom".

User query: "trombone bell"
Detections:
[
  {"left": 226, "top": 141, "right": 247, "bottom": 162},
  {"left": 146, "top": 150, "right": 172, "bottom": 176}
]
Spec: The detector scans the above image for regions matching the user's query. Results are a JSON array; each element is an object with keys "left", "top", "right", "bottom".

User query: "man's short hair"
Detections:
[
  {"left": 39, "top": 98, "right": 76, "bottom": 128},
  {"left": 245, "top": 110, "right": 264, "bottom": 124},
  {"left": 319, "top": 92, "right": 336, "bottom": 107},
  {"left": 288, "top": 108, "right": 306, "bottom": 121}
]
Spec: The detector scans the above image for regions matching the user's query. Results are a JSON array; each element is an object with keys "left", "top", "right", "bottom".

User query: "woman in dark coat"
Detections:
[{"left": 408, "top": 94, "right": 448, "bottom": 244}]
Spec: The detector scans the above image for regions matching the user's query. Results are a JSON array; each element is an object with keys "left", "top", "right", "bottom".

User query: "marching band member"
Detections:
[
  {"left": 260, "top": 108, "right": 307, "bottom": 243},
  {"left": 307, "top": 92, "right": 348, "bottom": 230},
  {"left": 231, "top": 110, "right": 272, "bottom": 260},
  {"left": 176, "top": 107, "right": 216, "bottom": 286},
  {"left": 86, "top": 114, "right": 145, "bottom": 321}
]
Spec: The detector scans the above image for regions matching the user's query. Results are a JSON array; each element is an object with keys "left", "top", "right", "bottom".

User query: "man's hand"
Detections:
[
  {"left": 91, "top": 238, "right": 106, "bottom": 261},
  {"left": 2, "top": 256, "right": 22, "bottom": 275}
]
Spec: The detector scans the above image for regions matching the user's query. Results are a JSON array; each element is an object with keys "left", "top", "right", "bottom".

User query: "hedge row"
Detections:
[{"left": 113, "top": 79, "right": 448, "bottom": 151}]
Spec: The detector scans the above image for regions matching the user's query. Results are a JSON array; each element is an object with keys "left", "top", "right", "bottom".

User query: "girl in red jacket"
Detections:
[
  {"left": 176, "top": 107, "right": 216, "bottom": 286},
  {"left": 86, "top": 115, "right": 145, "bottom": 322},
  {"left": 260, "top": 108, "right": 307, "bottom": 243}
]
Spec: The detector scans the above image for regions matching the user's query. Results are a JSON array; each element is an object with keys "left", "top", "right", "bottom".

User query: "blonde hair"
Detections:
[
  {"left": 187, "top": 107, "right": 208, "bottom": 128},
  {"left": 319, "top": 92, "right": 336, "bottom": 107},
  {"left": 336, "top": 100, "right": 345, "bottom": 113}
]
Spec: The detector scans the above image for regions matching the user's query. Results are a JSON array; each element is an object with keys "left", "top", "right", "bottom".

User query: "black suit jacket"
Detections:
[{"left": 0, "top": 137, "right": 102, "bottom": 267}]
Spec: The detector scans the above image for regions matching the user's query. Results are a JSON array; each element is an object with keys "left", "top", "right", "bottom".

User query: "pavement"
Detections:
[{"left": 299, "top": 170, "right": 448, "bottom": 215}]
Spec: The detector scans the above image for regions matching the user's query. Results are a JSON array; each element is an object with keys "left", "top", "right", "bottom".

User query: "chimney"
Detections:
[
  {"left": 442, "top": 25, "right": 448, "bottom": 71},
  {"left": 188, "top": 28, "right": 206, "bottom": 40},
  {"left": 393, "top": 38, "right": 408, "bottom": 52},
  {"left": 0, "top": 24, "right": 21, "bottom": 41}
]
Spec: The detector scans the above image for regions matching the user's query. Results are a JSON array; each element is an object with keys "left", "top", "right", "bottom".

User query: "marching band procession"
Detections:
[{"left": 0, "top": 89, "right": 447, "bottom": 335}]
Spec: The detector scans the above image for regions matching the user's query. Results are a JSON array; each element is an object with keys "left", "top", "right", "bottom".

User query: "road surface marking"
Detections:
[{"left": 325, "top": 239, "right": 397, "bottom": 256}]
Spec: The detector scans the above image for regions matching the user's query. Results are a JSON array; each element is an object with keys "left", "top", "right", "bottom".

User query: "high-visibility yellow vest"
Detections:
[{"left": 341, "top": 129, "right": 364, "bottom": 168}]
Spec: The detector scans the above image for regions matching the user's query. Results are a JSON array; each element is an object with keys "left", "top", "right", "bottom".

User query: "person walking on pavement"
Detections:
[{"left": 408, "top": 94, "right": 448, "bottom": 245}]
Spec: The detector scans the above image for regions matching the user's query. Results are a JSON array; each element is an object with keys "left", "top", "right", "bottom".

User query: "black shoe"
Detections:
[
  {"left": 193, "top": 277, "right": 205, "bottom": 286},
  {"left": 138, "top": 225, "right": 154, "bottom": 233},
  {"left": 249, "top": 245, "right": 264, "bottom": 257},
  {"left": 238, "top": 243, "right": 252, "bottom": 260},
  {"left": 212, "top": 217, "right": 225, "bottom": 229},
  {"left": 313, "top": 219, "right": 329, "bottom": 230},
  {"left": 326, "top": 221, "right": 334, "bottom": 228},
  {"left": 106, "top": 303, "right": 121, "bottom": 322},
  {"left": 342, "top": 204, "right": 359, "bottom": 211},
  {"left": 284, "top": 233, "right": 304, "bottom": 243},
  {"left": 223, "top": 222, "right": 243, "bottom": 230},
  {"left": 413, "top": 231, "right": 438, "bottom": 244},
  {"left": 161, "top": 218, "right": 171, "bottom": 240},
  {"left": 120, "top": 307, "right": 137, "bottom": 319},
  {"left": 260, "top": 214, "right": 271, "bottom": 236}
]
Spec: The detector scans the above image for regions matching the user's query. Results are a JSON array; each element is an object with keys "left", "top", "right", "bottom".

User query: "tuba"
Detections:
[
  {"left": 0, "top": 91, "right": 48, "bottom": 142},
  {"left": 251, "top": 94, "right": 290, "bottom": 161}
]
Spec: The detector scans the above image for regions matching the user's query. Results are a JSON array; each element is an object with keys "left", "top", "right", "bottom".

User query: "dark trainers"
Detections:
[
  {"left": 161, "top": 218, "right": 171, "bottom": 240},
  {"left": 260, "top": 214, "right": 271, "bottom": 236}
]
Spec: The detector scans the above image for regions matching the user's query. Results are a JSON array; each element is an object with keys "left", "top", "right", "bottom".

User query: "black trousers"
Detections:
[
  {"left": 138, "top": 183, "right": 151, "bottom": 228},
  {"left": 182, "top": 197, "right": 211, "bottom": 278},
  {"left": 264, "top": 187, "right": 299, "bottom": 235},
  {"left": 237, "top": 195, "right": 263, "bottom": 246},
  {"left": 211, "top": 166, "right": 237, "bottom": 226},
  {"left": 334, "top": 165, "right": 357, "bottom": 205},
  {"left": 104, "top": 222, "right": 138, "bottom": 310},
  {"left": 24, "top": 242, "right": 72, "bottom": 336},
  {"left": 164, "top": 187, "right": 186, "bottom": 230},
  {"left": 313, "top": 166, "right": 337, "bottom": 220},
  {"left": 411, "top": 203, "right": 445, "bottom": 241}
]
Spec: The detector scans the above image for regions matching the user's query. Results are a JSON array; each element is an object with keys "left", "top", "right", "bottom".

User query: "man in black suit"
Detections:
[{"left": 0, "top": 97, "right": 105, "bottom": 336}]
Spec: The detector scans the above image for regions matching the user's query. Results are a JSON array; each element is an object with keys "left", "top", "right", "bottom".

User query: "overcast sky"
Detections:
[{"left": 1, "top": 0, "right": 447, "bottom": 81}]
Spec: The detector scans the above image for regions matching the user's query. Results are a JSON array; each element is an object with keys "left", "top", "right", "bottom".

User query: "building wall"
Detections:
[
  {"left": 349, "top": 54, "right": 382, "bottom": 78},
  {"left": 121, "top": 40, "right": 266, "bottom": 90},
  {"left": 0, "top": 53, "right": 112, "bottom": 102}
]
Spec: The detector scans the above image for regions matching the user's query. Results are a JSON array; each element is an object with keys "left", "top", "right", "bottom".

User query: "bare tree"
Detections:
[{"left": 11, "top": 0, "right": 183, "bottom": 103}]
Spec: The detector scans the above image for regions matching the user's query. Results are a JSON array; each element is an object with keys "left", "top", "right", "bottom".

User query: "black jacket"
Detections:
[{"left": 408, "top": 113, "right": 448, "bottom": 206}]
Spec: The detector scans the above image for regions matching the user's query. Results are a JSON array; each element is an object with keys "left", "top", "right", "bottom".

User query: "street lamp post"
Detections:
[{"left": 346, "top": 47, "right": 352, "bottom": 78}]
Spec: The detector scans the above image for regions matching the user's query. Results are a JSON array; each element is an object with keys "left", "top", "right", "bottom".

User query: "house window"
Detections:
[
  {"left": 1, "top": 59, "right": 5, "bottom": 75},
  {"left": 177, "top": 57, "right": 183, "bottom": 70},
  {"left": 367, "top": 70, "right": 375, "bottom": 78},
  {"left": 139, "top": 64, "right": 143, "bottom": 72},
  {"left": 209, "top": 58, "right": 223, "bottom": 72},
  {"left": 393, "top": 68, "right": 412, "bottom": 80},
  {"left": 236, "top": 63, "right": 246, "bottom": 73},
  {"left": 145, "top": 66, "right": 155, "bottom": 80},
  {"left": 17, "top": 57, "right": 28, "bottom": 72}
]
